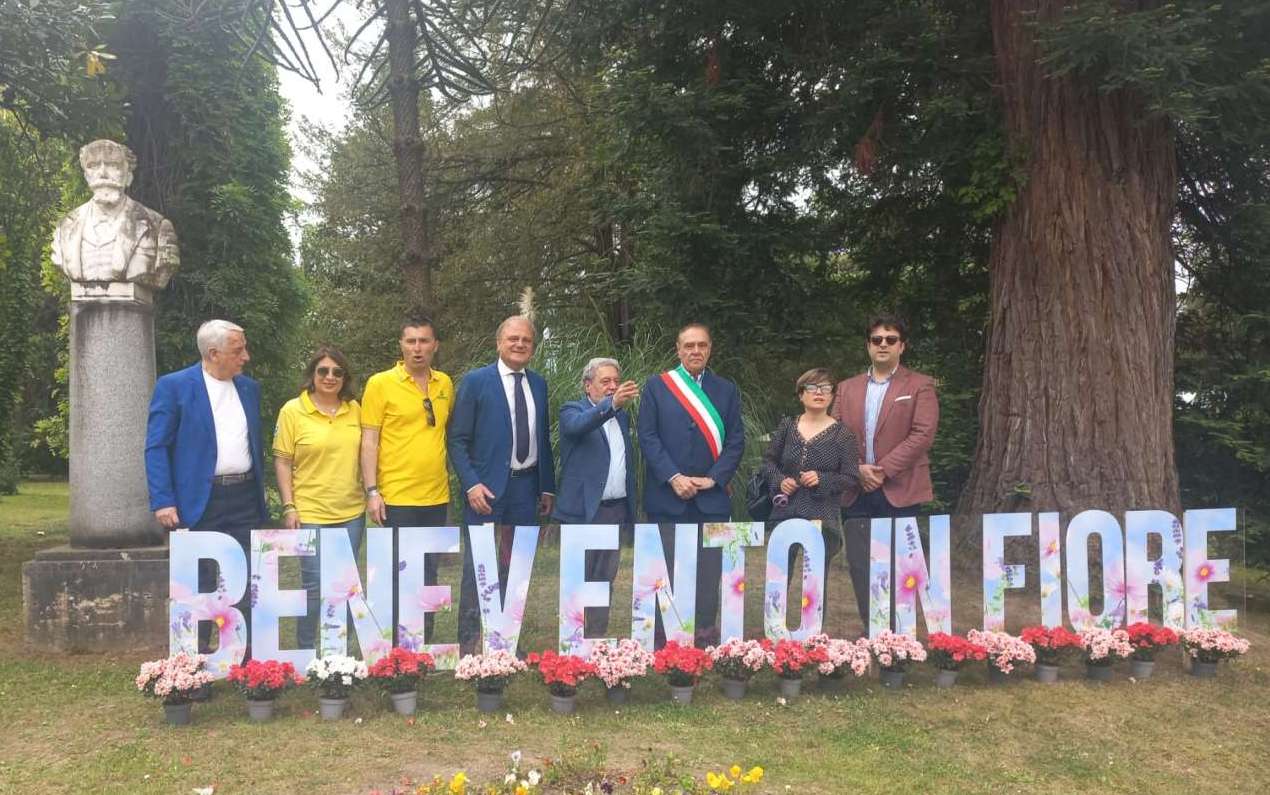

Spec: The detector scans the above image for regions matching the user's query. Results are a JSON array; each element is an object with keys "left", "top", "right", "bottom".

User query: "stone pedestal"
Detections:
[
  {"left": 69, "top": 296, "right": 163, "bottom": 548},
  {"left": 22, "top": 545, "right": 169, "bottom": 652}
]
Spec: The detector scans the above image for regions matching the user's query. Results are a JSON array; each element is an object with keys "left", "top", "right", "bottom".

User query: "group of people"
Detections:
[{"left": 144, "top": 312, "right": 937, "bottom": 659}]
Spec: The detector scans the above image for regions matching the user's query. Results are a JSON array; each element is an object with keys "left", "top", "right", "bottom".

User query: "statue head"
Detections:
[{"left": 78, "top": 140, "right": 136, "bottom": 208}]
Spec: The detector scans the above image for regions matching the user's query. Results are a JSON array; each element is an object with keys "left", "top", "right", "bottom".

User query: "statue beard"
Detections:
[{"left": 89, "top": 184, "right": 124, "bottom": 206}]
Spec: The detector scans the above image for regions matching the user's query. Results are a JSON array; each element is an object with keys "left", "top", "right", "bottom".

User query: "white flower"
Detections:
[
  {"left": 527, "top": 770, "right": 541, "bottom": 786},
  {"left": 505, "top": 713, "right": 515, "bottom": 724},
  {"left": 504, "top": 774, "right": 516, "bottom": 785},
  {"left": 511, "top": 750, "right": 522, "bottom": 767}
]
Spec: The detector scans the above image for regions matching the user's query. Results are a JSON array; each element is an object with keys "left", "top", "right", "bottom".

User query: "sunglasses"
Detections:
[
  {"left": 801, "top": 383, "right": 833, "bottom": 395},
  {"left": 869, "top": 335, "right": 901, "bottom": 347},
  {"left": 422, "top": 397, "right": 436, "bottom": 427},
  {"left": 316, "top": 366, "right": 345, "bottom": 378}
]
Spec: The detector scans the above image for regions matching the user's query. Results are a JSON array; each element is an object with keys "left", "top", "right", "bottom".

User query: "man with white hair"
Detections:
[
  {"left": 552, "top": 357, "right": 639, "bottom": 636},
  {"left": 145, "top": 319, "right": 268, "bottom": 659}
]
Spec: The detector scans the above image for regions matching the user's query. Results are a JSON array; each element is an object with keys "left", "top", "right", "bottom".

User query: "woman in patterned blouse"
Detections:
[{"left": 760, "top": 367, "right": 859, "bottom": 566}]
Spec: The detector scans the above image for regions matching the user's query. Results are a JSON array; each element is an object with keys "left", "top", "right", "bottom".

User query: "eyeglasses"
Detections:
[
  {"left": 869, "top": 335, "right": 901, "bottom": 347},
  {"left": 801, "top": 383, "right": 833, "bottom": 395},
  {"left": 316, "top": 366, "right": 345, "bottom": 378},
  {"left": 422, "top": 397, "right": 436, "bottom": 427}
]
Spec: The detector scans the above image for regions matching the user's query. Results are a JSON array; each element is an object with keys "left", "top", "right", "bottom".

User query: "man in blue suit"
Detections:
[
  {"left": 145, "top": 319, "right": 268, "bottom": 656},
  {"left": 448, "top": 315, "right": 556, "bottom": 653},
  {"left": 553, "top": 357, "right": 638, "bottom": 635},
  {"left": 637, "top": 323, "right": 745, "bottom": 646}
]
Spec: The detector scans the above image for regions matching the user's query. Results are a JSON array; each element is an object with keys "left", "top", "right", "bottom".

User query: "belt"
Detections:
[
  {"left": 599, "top": 497, "right": 627, "bottom": 507},
  {"left": 212, "top": 472, "right": 254, "bottom": 486},
  {"left": 509, "top": 466, "right": 538, "bottom": 478}
]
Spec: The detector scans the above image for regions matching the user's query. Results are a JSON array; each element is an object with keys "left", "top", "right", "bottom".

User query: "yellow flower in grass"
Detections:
[
  {"left": 706, "top": 771, "right": 734, "bottom": 791},
  {"left": 740, "top": 766, "right": 764, "bottom": 784},
  {"left": 515, "top": 786, "right": 528, "bottom": 795},
  {"left": 449, "top": 771, "right": 467, "bottom": 794},
  {"left": 730, "top": 765, "right": 742, "bottom": 779}
]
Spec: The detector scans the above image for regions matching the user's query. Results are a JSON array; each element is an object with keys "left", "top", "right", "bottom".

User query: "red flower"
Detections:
[
  {"left": 227, "top": 659, "right": 304, "bottom": 699},
  {"left": 367, "top": 647, "right": 435, "bottom": 693},
  {"left": 526, "top": 650, "right": 597, "bottom": 695},
  {"left": 926, "top": 633, "right": 989, "bottom": 670},
  {"left": 770, "top": 639, "right": 811, "bottom": 679},
  {"left": 653, "top": 642, "right": 712, "bottom": 686},
  {"left": 1019, "top": 625, "right": 1083, "bottom": 665},
  {"left": 1124, "top": 622, "right": 1179, "bottom": 660}
]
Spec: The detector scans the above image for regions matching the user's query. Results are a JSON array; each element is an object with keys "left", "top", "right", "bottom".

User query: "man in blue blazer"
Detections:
[
  {"left": 637, "top": 323, "right": 745, "bottom": 646},
  {"left": 448, "top": 315, "right": 556, "bottom": 653},
  {"left": 553, "top": 357, "right": 638, "bottom": 635},
  {"left": 145, "top": 319, "right": 268, "bottom": 656}
]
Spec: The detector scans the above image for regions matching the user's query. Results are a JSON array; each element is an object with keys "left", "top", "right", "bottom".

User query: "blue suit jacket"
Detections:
[
  {"left": 636, "top": 368, "right": 745, "bottom": 518},
  {"left": 448, "top": 362, "right": 557, "bottom": 512},
  {"left": 552, "top": 395, "right": 637, "bottom": 523},
  {"left": 144, "top": 362, "right": 268, "bottom": 528}
]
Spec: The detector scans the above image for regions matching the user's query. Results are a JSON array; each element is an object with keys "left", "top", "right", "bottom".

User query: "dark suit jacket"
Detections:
[
  {"left": 144, "top": 362, "right": 267, "bottom": 528},
  {"left": 552, "top": 395, "right": 637, "bottom": 523},
  {"left": 636, "top": 368, "right": 745, "bottom": 518},
  {"left": 830, "top": 364, "right": 939, "bottom": 508},
  {"left": 447, "top": 362, "right": 557, "bottom": 509}
]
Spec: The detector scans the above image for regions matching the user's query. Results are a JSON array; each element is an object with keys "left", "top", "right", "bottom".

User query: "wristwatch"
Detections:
[{"left": 365, "top": 486, "right": 380, "bottom": 498}]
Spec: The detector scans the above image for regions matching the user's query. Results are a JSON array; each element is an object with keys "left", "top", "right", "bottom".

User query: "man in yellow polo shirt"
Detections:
[{"left": 360, "top": 314, "right": 453, "bottom": 640}]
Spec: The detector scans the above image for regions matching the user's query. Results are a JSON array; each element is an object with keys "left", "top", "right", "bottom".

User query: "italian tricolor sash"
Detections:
[{"left": 660, "top": 365, "right": 725, "bottom": 460}]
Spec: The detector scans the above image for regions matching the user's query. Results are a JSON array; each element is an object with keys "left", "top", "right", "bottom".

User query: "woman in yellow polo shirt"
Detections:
[{"left": 273, "top": 346, "right": 366, "bottom": 651}]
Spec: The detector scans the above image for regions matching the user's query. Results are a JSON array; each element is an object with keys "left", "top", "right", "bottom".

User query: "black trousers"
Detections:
[
  {"left": 648, "top": 508, "right": 728, "bottom": 648},
  {"left": 192, "top": 479, "right": 266, "bottom": 657},
  {"left": 385, "top": 504, "right": 448, "bottom": 644},
  {"left": 583, "top": 501, "right": 630, "bottom": 637},
  {"left": 842, "top": 489, "right": 914, "bottom": 635}
]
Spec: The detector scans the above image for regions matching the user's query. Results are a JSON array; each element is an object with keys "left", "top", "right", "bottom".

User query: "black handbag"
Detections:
[
  {"left": 745, "top": 468, "right": 773, "bottom": 521},
  {"left": 745, "top": 418, "right": 790, "bottom": 521}
]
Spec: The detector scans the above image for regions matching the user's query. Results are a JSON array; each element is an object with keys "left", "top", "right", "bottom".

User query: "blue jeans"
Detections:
[{"left": 298, "top": 515, "right": 367, "bottom": 651}]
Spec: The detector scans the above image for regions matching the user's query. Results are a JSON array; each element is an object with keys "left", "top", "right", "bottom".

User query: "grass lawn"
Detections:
[{"left": 1, "top": 480, "right": 1268, "bottom": 794}]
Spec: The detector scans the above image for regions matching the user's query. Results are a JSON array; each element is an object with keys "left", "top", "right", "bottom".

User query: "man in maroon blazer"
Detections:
[{"left": 830, "top": 314, "right": 939, "bottom": 631}]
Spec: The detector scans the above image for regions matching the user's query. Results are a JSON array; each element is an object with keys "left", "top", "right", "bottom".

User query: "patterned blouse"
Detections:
[{"left": 759, "top": 416, "right": 859, "bottom": 532}]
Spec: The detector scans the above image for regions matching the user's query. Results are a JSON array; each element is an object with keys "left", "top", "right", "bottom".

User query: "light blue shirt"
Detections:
[
  {"left": 863, "top": 368, "right": 894, "bottom": 464},
  {"left": 591, "top": 397, "right": 628, "bottom": 500}
]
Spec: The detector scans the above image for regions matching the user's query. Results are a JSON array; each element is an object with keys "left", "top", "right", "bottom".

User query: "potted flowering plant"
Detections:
[
  {"left": 368, "top": 647, "right": 435, "bottom": 715},
  {"left": 455, "top": 649, "right": 528, "bottom": 713},
  {"left": 226, "top": 658, "right": 304, "bottom": 721},
  {"left": 967, "top": 630, "right": 1036, "bottom": 683},
  {"left": 866, "top": 631, "right": 927, "bottom": 688},
  {"left": 925, "top": 633, "right": 988, "bottom": 688},
  {"left": 136, "top": 652, "right": 215, "bottom": 726},
  {"left": 1181, "top": 627, "right": 1251, "bottom": 678},
  {"left": 804, "top": 634, "right": 871, "bottom": 692},
  {"left": 588, "top": 639, "right": 655, "bottom": 704},
  {"left": 1020, "top": 625, "right": 1083, "bottom": 683},
  {"left": 652, "top": 641, "right": 712, "bottom": 704},
  {"left": 1124, "top": 623, "right": 1179, "bottom": 679},
  {"left": 306, "top": 654, "right": 368, "bottom": 719},
  {"left": 769, "top": 639, "right": 812, "bottom": 698},
  {"left": 526, "top": 650, "right": 596, "bottom": 714},
  {"left": 1078, "top": 627, "right": 1133, "bottom": 681},
  {"left": 706, "top": 638, "right": 772, "bottom": 700}
]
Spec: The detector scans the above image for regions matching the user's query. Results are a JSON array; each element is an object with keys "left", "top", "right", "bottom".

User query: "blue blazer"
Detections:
[
  {"left": 448, "top": 362, "right": 557, "bottom": 512},
  {"left": 636, "top": 368, "right": 745, "bottom": 518},
  {"left": 552, "top": 395, "right": 637, "bottom": 523},
  {"left": 144, "top": 362, "right": 268, "bottom": 528}
]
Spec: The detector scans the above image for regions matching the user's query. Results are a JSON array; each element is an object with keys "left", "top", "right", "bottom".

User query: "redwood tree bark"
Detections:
[
  {"left": 959, "top": 0, "right": 1181, "bottom": 517},
  {"left": 385, "top": 0, "right": 434, "bottom": 313}
]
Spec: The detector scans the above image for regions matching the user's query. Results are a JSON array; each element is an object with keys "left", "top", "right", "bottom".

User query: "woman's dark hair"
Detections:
[
  {"left": 795, "top": 367, "right": 834, "bottom": 394},
  {"left": 300, "top": 346, "right": 356, "bottom": 402}
]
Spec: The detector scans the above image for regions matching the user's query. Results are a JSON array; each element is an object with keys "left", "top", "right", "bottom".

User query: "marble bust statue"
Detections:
[{"left": 51, "top": 139, "right": 179, "bottom": 299}]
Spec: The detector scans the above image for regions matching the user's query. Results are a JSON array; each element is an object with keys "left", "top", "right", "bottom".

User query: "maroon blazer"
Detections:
[{"left": 830, "top": 365, "right": 939, "bottom": 509}]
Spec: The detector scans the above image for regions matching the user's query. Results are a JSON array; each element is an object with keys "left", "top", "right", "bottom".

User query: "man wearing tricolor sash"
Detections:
[{"left": 637, "top": 323, "right": 745, "bottom": 647}]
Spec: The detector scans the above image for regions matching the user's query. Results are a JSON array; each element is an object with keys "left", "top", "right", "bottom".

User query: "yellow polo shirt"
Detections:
[
  {"left": 361, "top": 362, "right": 453, "bottom": 506},
  {"left": 273, "top": 391, "right": 365, "bottom": 523}
]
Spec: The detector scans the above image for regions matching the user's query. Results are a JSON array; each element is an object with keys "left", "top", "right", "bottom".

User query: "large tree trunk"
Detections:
[
  {"left": 959, "top": 0, "right": 1181, "bottom": 518},
  {"left": 385, "top": 0, "right": 433, "bottom": 313}
]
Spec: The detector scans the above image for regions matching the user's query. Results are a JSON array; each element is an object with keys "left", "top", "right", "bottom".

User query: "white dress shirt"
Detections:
[
  {"left": 497, "top": 358, "right": 538, "bottom": 470},
  {"left": 202, "top": 369, "right": 251, "bottom": 475},
  {"left": 592, "top": 398, "right": 627, "bottom": 500}
]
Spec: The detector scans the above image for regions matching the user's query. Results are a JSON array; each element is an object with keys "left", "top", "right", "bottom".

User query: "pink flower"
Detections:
[
  {"left": 1193, "top": 562, "right": 1215, "bottom": 583},
  {"left": 725, "top": 569, "right": 746, "bottom": 600},
  {"left": 896, "top": 558, "right": 926, "bottom": 597},
  {"left": 799, "top": 576, "right": 822, "bottom": 622}
]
